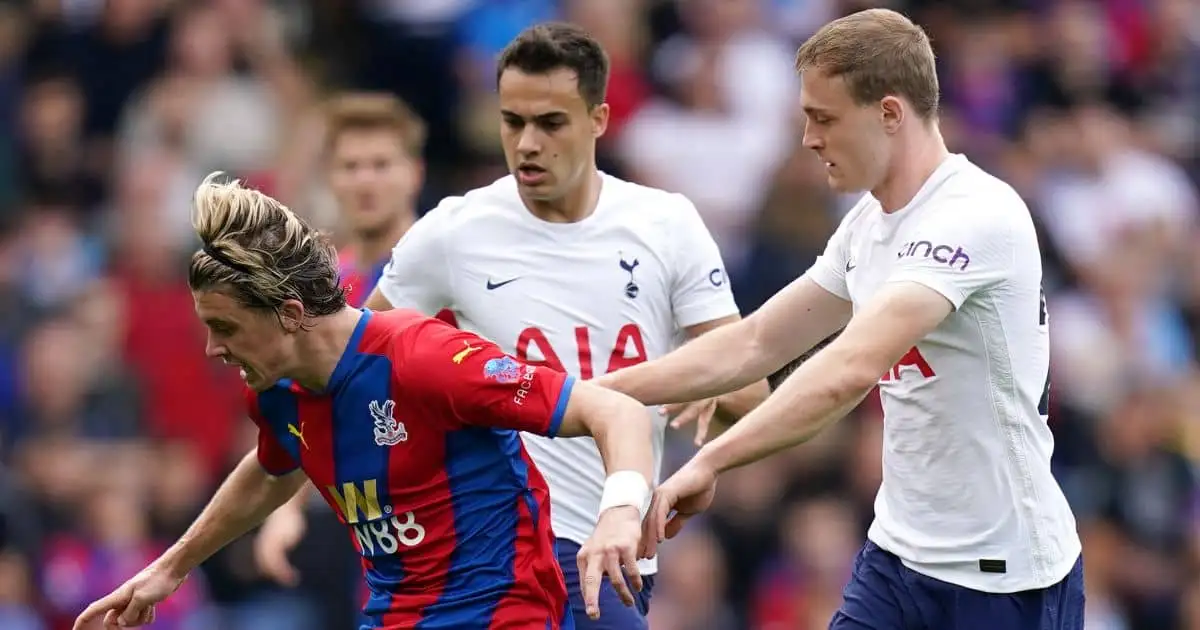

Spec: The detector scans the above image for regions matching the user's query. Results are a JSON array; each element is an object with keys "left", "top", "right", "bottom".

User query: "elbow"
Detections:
[
  {"left": 742, "top": 316, "right": 783, "bottom": 377},
  {"left": 837, "top": 354, "right": 886, "bottom": 399}
]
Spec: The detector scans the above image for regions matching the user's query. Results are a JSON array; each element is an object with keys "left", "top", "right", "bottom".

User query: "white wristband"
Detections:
[{"left": 597, "top": 471, "right": 652, "bottom": 521}]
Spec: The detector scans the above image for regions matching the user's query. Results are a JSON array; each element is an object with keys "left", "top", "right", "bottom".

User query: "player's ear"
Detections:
[
  {"left": 590, "top": 103, "right": 610, "bottom": 139},
  {"left": 880, "top": 96, "right": 903, "bottom": 134},
  {"left": 276, "top": 300, "right": 305, "bottom": 333}
]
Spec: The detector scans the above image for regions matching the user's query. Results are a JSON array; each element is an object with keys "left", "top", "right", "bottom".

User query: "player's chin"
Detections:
[
  {"left": 825, "top": 174, "right": 862, "bottom": 194},
  {"left": 241, "top": 367, "right": 272, "bottom": 392},
  {"left": 514, "top": 176, "right": 557, "bottom": 198}
]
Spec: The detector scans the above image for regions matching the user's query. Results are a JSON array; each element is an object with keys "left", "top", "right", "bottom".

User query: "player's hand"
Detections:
[
  {"left": 72, "top": 562, "right": 186, "bottom": 629},
  {"left": 254, "top": 502, "right": 307, "bottom": 586},
  {"left": 639, "top": 457, "right": 717, "bottom": 561},
  {"left": 576, "top": 505, "right": 644, "bottom": 621},
  {"left": 663, "top": 398, "right": 719, "bottom": 446}
]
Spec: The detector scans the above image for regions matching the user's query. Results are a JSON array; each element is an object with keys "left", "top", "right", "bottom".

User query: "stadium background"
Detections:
[{"left": 0, "top": 0, "right": 1197, "bottom": 629}]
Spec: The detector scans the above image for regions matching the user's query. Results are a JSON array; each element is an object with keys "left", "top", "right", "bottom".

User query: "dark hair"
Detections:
[
  {"left": 188, "top": 173, "right": 347, "bottom": 318},
  {"left": 496, "top": 22, "right": 609, "bottom": 108}
]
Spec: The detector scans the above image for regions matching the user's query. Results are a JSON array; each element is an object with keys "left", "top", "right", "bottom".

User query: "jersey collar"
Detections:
[{"left": 325, "top": 308, "right": 373, "bottom": 394}]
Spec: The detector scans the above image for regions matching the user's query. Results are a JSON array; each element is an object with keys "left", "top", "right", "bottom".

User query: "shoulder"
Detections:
[
  {"left": 602, "top": 174, "right": 706, "bottom": 232},
  {"left": 243, "top": 382, "right": 296, "bottom": 423},
  {"left": 919, "top": 159, "right": 1034, "bottom": 238},
  {"left": 829, "top": 193, "right": 879, "bottom": 239},
  {"left": 417, "top": 176, "right": 538, "bottom": 241},
  {"left": 359, "top": 308, "right": 440, "bottom": 355}
]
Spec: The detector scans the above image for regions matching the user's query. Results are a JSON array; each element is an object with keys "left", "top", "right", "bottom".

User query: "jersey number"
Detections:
[
  {"left": 352, "top": 512, "right": 426, "bottom": 556},
  {"left": 516, "top": 324, "right": 647, "bottom": 379},
  {"left": 1037, "top": 287, "right": 1050, "bottom": 416}
]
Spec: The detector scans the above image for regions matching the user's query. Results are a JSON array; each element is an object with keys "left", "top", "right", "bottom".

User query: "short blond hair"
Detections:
[
  {"left": 796, "top": 9, "right": 940, "bottom": 120},
  {"left": 188, "top": 172, "right": 346, "bottom": 317},
  {"left": 323, "top": 93, "right": 426, "bottom": 157}
]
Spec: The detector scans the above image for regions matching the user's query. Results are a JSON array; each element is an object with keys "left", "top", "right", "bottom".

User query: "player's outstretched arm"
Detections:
[
  {"left": 597, "top": 276, "right": 851, "bottom": 406},
  {"left": 555, "top": 379, "right": 655, "bottom": 482},
  {"left": 697, "top": 282, "right": 950, "bottom": 472},
  {"left": 73, "top": 450, "right": 307, "bottom": 629},
  {"left": 555, "top": 381, "right": 656, "bottom": 620},
  {"left": 640, "top": 282, "right": 951, "bottom": 558}
]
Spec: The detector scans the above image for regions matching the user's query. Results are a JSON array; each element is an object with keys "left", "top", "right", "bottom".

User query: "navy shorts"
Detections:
[
  {"left": 555, "top": 538, "right": 655, "bottom": 630},
  {"left": 830, "top": 541, "right": 1085, "bottom": 630}
]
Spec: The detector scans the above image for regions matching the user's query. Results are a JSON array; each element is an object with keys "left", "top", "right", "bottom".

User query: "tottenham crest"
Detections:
[{"left": 370, "top": 399, "right": 407, "bottom": 446}]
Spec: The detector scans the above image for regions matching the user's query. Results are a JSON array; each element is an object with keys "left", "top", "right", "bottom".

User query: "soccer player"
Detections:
[
  {"left": 255, "top": 21, "right": 769, "bottom": 629},
  {"left": 71, "top": 175, "right": 657, "bottom": 630},
  {"left": 600, "top": 9, "right": 1085, "bottom": 630},
  {"left": 324, "top": 92, "right": 430, "bottom": 309},
  {"left": 251, "top": 93, "right": 454, "bottom": 604}
]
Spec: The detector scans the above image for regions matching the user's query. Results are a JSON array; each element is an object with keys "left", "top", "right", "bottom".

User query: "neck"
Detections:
[
  {"left": 523, "top": 169, "right": 602, "bottom": 223},
  {"left": 872, "top": 122, "right": 951, "bottom": 213},
  {"left": 355, "top": 213, "right": 414, "bottom": 268},
  {"left": 287, "top": 307, "right": 362, "bottom": 391}
]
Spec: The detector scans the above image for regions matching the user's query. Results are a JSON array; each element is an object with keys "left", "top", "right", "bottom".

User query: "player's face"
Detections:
[
  {"left": 193, "top": 290, "right": 296, "bottom": 392},
  {"left": 327, "top": 129, "right": 421, "bottom": 238},
  {"left": 498, "top": 67, "right": 608, "bottom": 202},
  {"left": 799, "top": 70, "right": 892, "bottom": 193}
]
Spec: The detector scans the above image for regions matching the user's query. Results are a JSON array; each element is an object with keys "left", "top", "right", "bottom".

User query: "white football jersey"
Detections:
[
  {"left": 376, "top": 173, "right": 740, "bottom": 575},
  {"left": 803, "top": 154, "right": 1081, "bottom": 592}
]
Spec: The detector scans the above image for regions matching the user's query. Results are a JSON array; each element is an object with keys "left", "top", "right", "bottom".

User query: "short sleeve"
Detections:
[
  {"left": 376, "top": 198, "right": 461, "bottom": 314},
  {"left": 398, "top": 320, "right": 575, "bottom": 437},
  {"left": 801, "top": 209, "right": 855, "bottom": 301},
  {"left": 668, "top": 195, "right": 741, "bottom": 328},
  {"left": 885, "top": 206, "right": 1014, "bottom": 309},
  {"left": 244, "top": 388, "right": 298, "bottom": 476}
]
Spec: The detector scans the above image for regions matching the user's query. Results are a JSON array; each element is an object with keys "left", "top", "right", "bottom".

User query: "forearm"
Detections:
[
  {"left": 697, "top": 346, "right": 875, "bottom": 473},
  {"left": 599, "top": 320, "right": 774, "bottom": 406},
  {"left": 158, "top": 451, "right": 305, "bottom": 576},
  {"left": 583, "top": 391, "right": 656, "bottom": 484}
]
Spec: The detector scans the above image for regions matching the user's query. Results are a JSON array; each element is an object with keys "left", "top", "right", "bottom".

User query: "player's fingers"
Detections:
[
  {"left": 582, "top": 552, "right": 604, "bottom": 620},
  {"left": 138, "top": 605, "right": 155, "bottom": 626},
  {"left": 102, "top": 608, "right": 121, "bottom": 629},
  {"left": 620, "top": 544, "right": 644, "bottom": 593},
  {"left": 654, "top": 490, "right": 673, "bottom": 543},
  {"left": 575, "top": 546, "right": 588, "bottom": 588},
  {"left": 693, "top": 404, "right": 715, "bottom": 446},
  {"left": 604, "top": 549, "right": 635, "bottom": 607},
  {"left": 666, "top": 403, "right": 694, "bottom": 428},
  {"left": 117, "top": 595, "right": 150, "bottom": 627},
  {"left": 664, "top": 512, "right": 694, "bottom": 540},
  {"left": 73, "top": 591, "right": 127, "bottom": 630},
  {"left": 637, "top": 516, "right": 656, "bottom": 560}
]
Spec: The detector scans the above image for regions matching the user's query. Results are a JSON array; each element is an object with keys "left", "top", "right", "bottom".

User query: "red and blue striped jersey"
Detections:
[
  {"left": 338, "top": 248, "right": 388, "bottom": 308},
  {"left": 245, "top": 308, "right": 576, "bottom": 629}
]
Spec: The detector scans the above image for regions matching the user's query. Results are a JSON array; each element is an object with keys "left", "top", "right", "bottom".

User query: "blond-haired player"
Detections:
[{"left": 600, "top": 9, "right": 1084, "bottom": 630}]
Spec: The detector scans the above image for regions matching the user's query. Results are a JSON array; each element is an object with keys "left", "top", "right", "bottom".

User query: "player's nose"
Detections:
[
  {"left": 204, "top": 335, "right": 226, "bottom": 360},
  {"left": 802, "top": 125, "right": 823, "bottom": 151},
  {"left": 516, "top": 126, "right": 541, "bottom": 155}
]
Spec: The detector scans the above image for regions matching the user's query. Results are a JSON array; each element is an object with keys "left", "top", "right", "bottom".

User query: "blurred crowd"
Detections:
[{"left": 0, "top": 0, "right": 1197, "bottom": 629}]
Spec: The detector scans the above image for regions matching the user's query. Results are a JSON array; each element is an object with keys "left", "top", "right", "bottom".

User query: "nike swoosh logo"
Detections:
[
  {"left": 487, "top": 277, "right": 520, "bottom": 290},
  {"left": 845, "top": 262, "right": 856, "bottom": 272}
]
